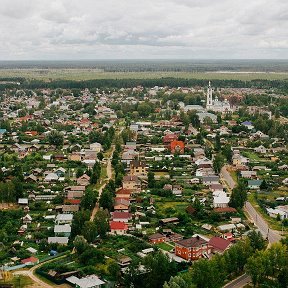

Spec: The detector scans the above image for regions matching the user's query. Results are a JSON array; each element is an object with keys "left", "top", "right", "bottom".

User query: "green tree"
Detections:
[
  {"left": 229, "top": 182, "right": 247, "bottom": 209},
  {"left": 94, "top": 209, "right": 109, "bottom": 238},
  {"left": 99, "top": 190, "right": 113, "bottom": 211},
  {"left": 47, "top": 130, "right": 64, "bottom": 148},
  {"left": 82, "top": 221, "right": 98, "bottom": 243},
  {"left": 247, "top": 230, "right": 266, "bottom": 251}
]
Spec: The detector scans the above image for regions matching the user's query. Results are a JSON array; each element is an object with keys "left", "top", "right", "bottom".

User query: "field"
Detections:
[{"left": 1, "top": 69, "right": 288, "bottom": 81}]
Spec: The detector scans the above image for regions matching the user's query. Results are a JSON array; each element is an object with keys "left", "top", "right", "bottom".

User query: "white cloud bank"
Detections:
[{"left": 0, "top": 0, "right": 287, "bottom": 59}]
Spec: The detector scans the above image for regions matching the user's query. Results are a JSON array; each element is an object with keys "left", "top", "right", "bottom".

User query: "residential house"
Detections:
[
  {"left": 170, "top": 140, "right": 185, "bottom": 154},
  {"left": 48, "top": 237, "right": 69, "bottom": 245},
  {"left": 111, "top": 211, "right": 132, "bottom": 223},
  {"left": 208, "top": 237, "right": 232, "bottom": 254},
  {"left": 122, "top": 175, "right": 141, "bottom": 191},
  {"left": 247, "top": 180, "right": 263, "bottom": 190},
  {"left": 110, "top": 221, "right": 128, "bottom": 235},
  {"left": 175, "top": 236, "right": 211, "bottom": 261},
  {"left": 130, "top": 160, "right": 147, "bottom": 177},
  {"left": 76, "top": 174, "right": 90, "bottom": 186},
  {"left": 148, "top": 233, "right": 166, "bottom": 244},
  {"left": 66, "top": 275, "right": 105, "bottom": 288},
  {"left": 55, "top": 214, "right": 73, "bottom": 225},
  {"left": 54, "top": 224, "right": 71, "bottom": 237}
]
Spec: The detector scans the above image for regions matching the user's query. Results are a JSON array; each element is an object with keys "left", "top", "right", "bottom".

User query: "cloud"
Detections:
[{"left": 0, "top": 0, "right": 287, "bottom": 59}]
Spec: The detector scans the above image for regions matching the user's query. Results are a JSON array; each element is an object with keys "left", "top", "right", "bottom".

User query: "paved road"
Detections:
[
  {"left": 90, "top": 145, "right": 115, "bottom": 221},
  {"left": 245, "top": 201, "right": 282, "bottom": 244},
  {"left": 224, "top": 274, "right": 251, "bottom": 288}
]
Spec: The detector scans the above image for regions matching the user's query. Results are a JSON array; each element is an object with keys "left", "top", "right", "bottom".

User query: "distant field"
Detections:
[{"left": 1, "top": 69, "right": 288, "bottom": 81}]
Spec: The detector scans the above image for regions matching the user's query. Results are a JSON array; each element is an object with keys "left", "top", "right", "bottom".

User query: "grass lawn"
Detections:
[
  {"left": 156, "top": 242, "right": 174, "bottom": 251},
  {"left": 242, "top": 151, "right": 263, "bottom": 162},
  {"left": 0, "top": 275, "right": 34, "bottom": 288}
]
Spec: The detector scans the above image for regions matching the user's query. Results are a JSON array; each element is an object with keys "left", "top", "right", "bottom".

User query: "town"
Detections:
[{"left": 0, "top": 79, "right": 287, "bottom": 288}]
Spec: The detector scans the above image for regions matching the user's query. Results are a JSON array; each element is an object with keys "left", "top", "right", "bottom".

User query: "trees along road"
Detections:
[{"left": 90, "top": 144, "right": 115, "bottom": 221}]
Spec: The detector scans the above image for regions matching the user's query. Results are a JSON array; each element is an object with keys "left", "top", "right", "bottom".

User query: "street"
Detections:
[{"left": 245, "top": 201, "right": 282, "bottom": 244}]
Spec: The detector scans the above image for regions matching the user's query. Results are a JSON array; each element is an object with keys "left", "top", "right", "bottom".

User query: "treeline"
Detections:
[{"left": 14, "top": 78, "right": 288, "bottom": 91}]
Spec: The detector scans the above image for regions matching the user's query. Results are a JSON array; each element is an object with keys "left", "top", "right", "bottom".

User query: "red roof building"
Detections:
[
  {"left": 111, "top": 211, "right": 132, "bottom": 222},
  {"left": 148, "top": 233, "right": 166, "bottom": 244},
  {"left": 163, "top": 134, "right": 178, "bottom": 145},
  {"left": 170, "top": 140, "right": 185, "bottom": 154},
  {"left": 21, "top": 256, "right": 39, "bottom": 265},
  {"left": 208, "top": 237, "right": 232, "bottom": 254},
  {"left": 175, "top": 236, "right": 211, "bottom": 261},
  {"left": 110, "top": 221, "right": 128, "bottom": 235}
]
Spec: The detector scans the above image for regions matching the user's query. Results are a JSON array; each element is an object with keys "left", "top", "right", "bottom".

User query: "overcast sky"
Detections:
[{"left": 0, "top": 0, "right": 287, "bottom": 60}]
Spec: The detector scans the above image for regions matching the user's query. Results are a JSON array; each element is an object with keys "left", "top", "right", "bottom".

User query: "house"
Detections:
[
  {"left": 90, "top": 142, "right": 102, "bottom": 152},
  {"left": 148, "top": 233, "right": 166, "bottom": 244},
  {"left": 110, "top": 221, "right": 128, "bottom": 235},
  {"left": 172, "top": 185, "right": 183, "bottom": 196},
  {"left": 213, "top": 191, "right": 230, "bottom": 208},
  {"left": 54, "top": 224, "right": 71, "bottom": 237},
  {"left": 48, "top": 237, "right": 69, "bottom": 245},
  {"left": 21, "top": 256, "right": 39, "bottom": 266},
  {"left": 114, "top": 199, "right": 130, "bottom": 211},
  {"left": 170, "top": 140, "right": 185, "bottom": 154},
  {"left": 66, "top": 275, "right": 105, "bottom": 288},
  {"left": 202, "top": 176, "right": 219, "bottom": 185},
  {"left": 62, "top": 205, "right": 80, "bottom": 213},
  {"left": 267, "top": 205, "right": 288, "bottom": 220},
  {"left": 241, "top": 121, "right": 254, "bottom": 130},
  {"left": 130, "top": 160, "right": 147, "bottom": 177},
  {"left": 122, "top": 175, "right": 141, "bottom": 191},
  {"left": 175, "top": 236, "right": 211, "bottom": 261},
  {"left": 208, "top": 237, "right": 232, "bottom": 254},
  {"left": 45, "top": 173, "right": 59, "bottom": 182},
  {"left": 76, "top": 174, "right": 90, "bottom": 186},
  {"left": 55, "top": 214, "right": 73, "bottom": 225},
  {"left": 18, "top": 198, "right": 28, "bottom": 206},
  {"left": 163, "top": 133, "right": 178, "bottom": 145},
  {"left": 22, "top": 214, "right": 32, "bottom": 224},
  {"left": 247, "top": 180, "right": 263, "bottom": 190},
  {"left": 111, "top": 211, "right": 132, "bottom": 222},
  {"left": 254, "top": 145, "right": 267, "bottom": 154},
  {"left": 115, "top": 188, "right": 132, "bottom": 199},
  {"left": 240, "top": 171, "right": 257, "bottom": 179}
]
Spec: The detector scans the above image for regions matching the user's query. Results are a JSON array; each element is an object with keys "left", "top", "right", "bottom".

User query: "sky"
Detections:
[{"left": 0, "top": 0, "right": 287, "bottom": 60}]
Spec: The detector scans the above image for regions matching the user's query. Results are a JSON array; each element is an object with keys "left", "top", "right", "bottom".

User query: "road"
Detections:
[
  {"left": 245, "top": 201, "right": 282, "bottom": 244},
  {"left": 13, "top": 255, "right": 69, "bottom": 288},
  {"left": 90, "top": 145, "right": 115, "bottom": 221},
  {"left": 221, "top": 165, "right": 236, "bottom": 191},
  {"left": 224, "top": 274, "right": 251, "bottom": 288}
]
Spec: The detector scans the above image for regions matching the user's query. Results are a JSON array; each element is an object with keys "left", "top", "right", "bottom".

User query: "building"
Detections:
[
  {"left": 110, "top": 221, "right": 128, "bottom": 235},
  {"left": 208, "top": 237, "right": 232, "bottom": 254},
  {"left": 66, "top": 275, "right": 105, "bottom": 288},
  {"left": 175, "top": 236, "right": 211, "bottom": 261},
  {"left": 170, "top": 140, "right": 185, "bottom": 154},
  {"left": 206, "top": 81, "right": 231, "bottom": 113},
  {"left": 122, "top": 175, "right": 141, "bottom": 191},
  {"left": 148, "top": 233, "right": 166, "bottom": 244},
  {"left": 130, "top": 160, "right": 147, "bottom": 177}
]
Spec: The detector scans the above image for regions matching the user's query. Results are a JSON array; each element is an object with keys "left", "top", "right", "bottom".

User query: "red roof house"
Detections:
[
  {"left": 21, "top": 256, "right": 39, "bottom": 265},
  {"left": 110, "top": 221, "right": 128, "bottom": 235},
  {"left": 163, "top": 134, "right": 178, "bottom": 145},
  {"left": 208, "top": 237, "right": 232, "bottom": 254},
  {"left": 170, "top": 140, "right": 185, "bottom": 154}
]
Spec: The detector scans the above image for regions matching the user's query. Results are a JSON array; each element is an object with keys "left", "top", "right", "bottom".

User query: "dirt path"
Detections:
[{"left": 90, "top": 145, "right": 115, "bottom": 221}]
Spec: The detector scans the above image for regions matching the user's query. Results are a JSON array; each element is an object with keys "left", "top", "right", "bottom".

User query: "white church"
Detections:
[{"left": 206, "top": 81, "right": 231, "bottom": 113}]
